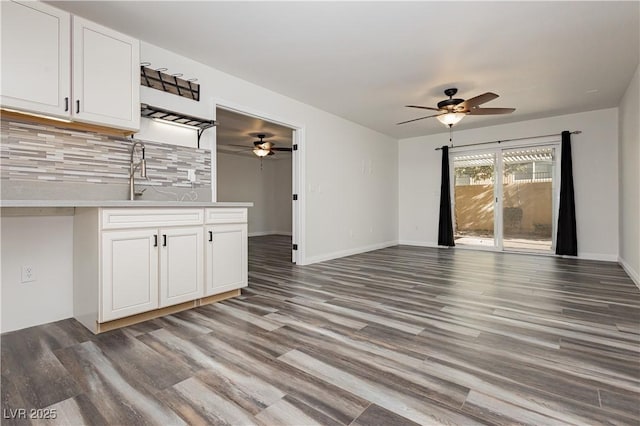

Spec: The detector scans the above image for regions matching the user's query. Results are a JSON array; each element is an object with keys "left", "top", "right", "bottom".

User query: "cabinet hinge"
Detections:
[
  {"left": 292, "top": 194, "right": 298, "bottom": 201},
  {"left": 292, "top": 244, "right": 298, "bottom": 251}
]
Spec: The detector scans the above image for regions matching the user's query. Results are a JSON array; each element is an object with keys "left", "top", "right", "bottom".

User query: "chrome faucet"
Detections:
[{"left": 129, "top": 141, "right": 147, "bottom": 200}]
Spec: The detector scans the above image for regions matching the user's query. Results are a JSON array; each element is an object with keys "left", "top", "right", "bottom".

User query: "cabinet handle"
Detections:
[
  {"left": 209, "top": 231, "right": 213, "bottom": 242},
  {"left": 76, "top": 100, "right": 80, "bottom": 114},
  {"left": 64, "top": 97, "right": 69, "bottom": 112},
  {"left": 162, "top": 234, "right": 167, "bottom": 247},
  {"left": 153, "top": 235, "right": 158, "bottom": 247}
]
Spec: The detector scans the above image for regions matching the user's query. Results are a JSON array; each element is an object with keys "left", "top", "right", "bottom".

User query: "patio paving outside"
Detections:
[{"left": 455, "top": 232, "right": 552, "bottom": 252}]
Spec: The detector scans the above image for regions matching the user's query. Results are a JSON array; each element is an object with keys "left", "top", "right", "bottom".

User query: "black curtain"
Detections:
[
  {"left": 438, "top": 146, "right": 455, "bottom": 246},
  {"left": 556, "top": 131, "right": 577, "bottom": 256}
]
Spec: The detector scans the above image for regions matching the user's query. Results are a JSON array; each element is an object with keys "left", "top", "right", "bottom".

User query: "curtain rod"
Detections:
[{"left": 434, "top": 130, "right": 582, "bottom": 151}]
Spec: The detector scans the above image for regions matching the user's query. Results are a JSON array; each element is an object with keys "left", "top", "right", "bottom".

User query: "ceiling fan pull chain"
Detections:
[{"left": 449, "top": 124, "right": 454, "bottom": 147}]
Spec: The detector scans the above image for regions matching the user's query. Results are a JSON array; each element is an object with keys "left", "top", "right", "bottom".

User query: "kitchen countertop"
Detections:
[{"left": 0, "top": 200, "right": 253, "bottom": 208}]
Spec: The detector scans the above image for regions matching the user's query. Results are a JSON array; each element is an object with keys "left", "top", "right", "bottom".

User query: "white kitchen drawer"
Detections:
[
  {"left": 204, "top": 208, "right": 247, "bottom": 224},
  {"left": 101, "top": 208, "right": 204, "bottom": 230}
]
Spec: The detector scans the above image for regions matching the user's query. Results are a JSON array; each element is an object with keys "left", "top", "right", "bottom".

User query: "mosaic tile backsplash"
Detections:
[{"left": 0, "top": 118, "right": 211, "bottom": 189}]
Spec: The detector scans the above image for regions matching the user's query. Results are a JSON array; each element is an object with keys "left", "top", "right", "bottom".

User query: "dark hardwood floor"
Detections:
[{"left": 2, "top": 235, "right": 639, "bottom": 425}]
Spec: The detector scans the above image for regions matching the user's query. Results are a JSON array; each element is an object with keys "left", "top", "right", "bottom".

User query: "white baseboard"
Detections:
[
  {"left": 398, "top": 241, "right": 619, "bottom": 263},
  {"left": 576, "top": 252, "right": 619, "bottom": 262},
  {"left": 303, "top": 240, "right": 398, "bottom": 265},
  {"left": 248, "top": 231, "right": 292, "bottom": 237},
  {"left": 398, "top": 240, "right": 440, "bottom": 248},
  {"left": 619, "top": 256, "right": 640, "bottom": 289}
]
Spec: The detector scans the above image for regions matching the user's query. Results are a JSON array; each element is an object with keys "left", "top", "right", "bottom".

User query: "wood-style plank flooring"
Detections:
[{"left": 2, "top": 235, "right": 639, "bottom": 425}]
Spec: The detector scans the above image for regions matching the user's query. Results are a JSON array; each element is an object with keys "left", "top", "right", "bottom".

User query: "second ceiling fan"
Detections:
[
  {"left": 397, "top": 88, "right": 515, "bottom": 126},
  {"left": 251, "top": 134, "right": 292, "bottom": 157}
]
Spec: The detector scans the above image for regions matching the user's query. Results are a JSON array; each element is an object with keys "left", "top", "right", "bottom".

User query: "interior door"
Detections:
[{"left": 291, "top": 132, "right": 298, "bottom": 263}]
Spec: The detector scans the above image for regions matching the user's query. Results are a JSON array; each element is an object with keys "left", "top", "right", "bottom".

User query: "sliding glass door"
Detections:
[
  {"left": 502, "top": 147, "right": 556, "bottom": 252},
  {"left": 452, "top": 152, "right": 496, "bottom": 247},
  {"left": 452, "top": 145, "right": 558, "bottom": 253}
]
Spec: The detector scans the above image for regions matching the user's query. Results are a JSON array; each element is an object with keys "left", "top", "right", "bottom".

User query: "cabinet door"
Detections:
[
  {"left": 101, "top": 229, "right": 158, "bottom": 322},
  {"left": 72, "top": 16, "right": 140, "bottom": 131},
  {"left": 205, "top": 224, "right": 248, "bottom": 295},
  {"left": 1, "top": 1, "right": 71, "bottom": 117},
  {"left": 159, "top": 227, "right": 203, "bottom": 307}
]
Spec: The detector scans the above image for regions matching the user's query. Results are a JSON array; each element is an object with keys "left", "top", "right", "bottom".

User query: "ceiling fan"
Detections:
[
  {"left": 222, "top": 134, "right": 292, "bottom": 157},
  {"left": 251, "top": 134, "right": 292, "bottom": 157},
  {"left": 397, "top": 88, "right": 515, "bottom": 126}
]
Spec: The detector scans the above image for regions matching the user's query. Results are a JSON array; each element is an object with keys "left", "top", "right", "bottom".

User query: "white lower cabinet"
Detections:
[
  {"left": 101, "top": 226, "right": 203, "bottom": 322},
  {"left": 205, "top": 223, "right": 248, "bottom": 295},
  {"left": 101, "top": 229, "right": 159, "bottom": 321},
  {"left": 73, "top": 207, "right": 247, "bottom": 334},
  {"left": 159, "top": 226, "right": 204, "bottom": 307}
]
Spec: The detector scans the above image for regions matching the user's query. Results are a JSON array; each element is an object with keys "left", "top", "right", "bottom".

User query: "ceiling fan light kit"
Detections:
[
  {"left": 250, "top": 134, "right": 291, "bottom": 157},
  {"left": 436, "top": 112, "right": 466, "bottom": 127},
  {"left": 253, "top": 147, "right": 271, "bottom": 157},
  {"left": 397, "top": 88, "right": 515, "bottom": 127}
]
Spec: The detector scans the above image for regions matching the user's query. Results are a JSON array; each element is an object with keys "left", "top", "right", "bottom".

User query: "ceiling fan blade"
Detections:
[
  {"left": 458, "top": 92, "right": 499, "bottom": 110},
  {"left": 467, "top": 107, "right": 516, "bottom": 115},
  {"left": 218, "top": 147, "right": 252, "bottom": 155},
  {"left": 271, "top": 147, "right": 292, "bottom": 151},
  {"left": 405, "top": 105, "right": 441, "bottom": 111},
  {"left": 227, "top": 144, "right": 252, "bottom": 149},
  {"left": 396, "top": 113, "right": 442, "bottom": 125}
]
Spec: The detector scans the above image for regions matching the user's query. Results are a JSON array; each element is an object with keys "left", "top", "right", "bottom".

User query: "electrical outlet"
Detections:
[
  {"left": 21, "top": 265, "right": 35, "bottom": 283},
  {"left": 187, "top": 169, "right": 196, "bottom": 183}
]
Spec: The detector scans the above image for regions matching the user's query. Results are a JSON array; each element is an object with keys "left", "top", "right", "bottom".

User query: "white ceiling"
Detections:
[
  {"left": 215, "top": 108, "right": 293, "bottom": 158},
  {"left": 51, "top": 1, "right": 639, "bottom": 139}
]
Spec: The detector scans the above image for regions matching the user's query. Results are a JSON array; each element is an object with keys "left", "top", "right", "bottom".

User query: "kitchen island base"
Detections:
[{"left": 90, "top": 289, "right": 240, "bottom": 334}]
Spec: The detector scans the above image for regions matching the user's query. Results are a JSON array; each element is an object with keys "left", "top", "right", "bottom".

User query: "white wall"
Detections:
[
  {"left": 1, "top": 214, "right": 74, "bottom": 333},
  {"left": 217, "top": 153, "right": 292, "bottom": 236},
  {"left": 0, "top": 39, "right": 399, "bottom": 332},
  {"left": 140, "top": 42, "right": 399, "bottom": 263},
  {"left": 618, "top": 64, "right": 640, "bottom": 286},
  {"left": 272, "top": 158, "right": 293, "bottom": 235},
  {"left": 399, "top": 108, "right": 619, "bottom": 261}
]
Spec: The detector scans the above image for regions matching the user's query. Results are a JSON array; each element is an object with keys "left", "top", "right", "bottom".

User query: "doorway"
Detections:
[
  {"left": 452, "top": 144, "right": 559, "bottom": 253},
  {"left": 213, "top": 102, "right": 303, "bottom": 264}
]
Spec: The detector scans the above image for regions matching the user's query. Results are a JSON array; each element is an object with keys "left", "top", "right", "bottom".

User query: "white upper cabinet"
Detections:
[
  {"left": 1, "top": 1, "right": 71, "bottom": 117},
  {"left": 72, "top": 16, "right": 140, "bottom": 131},
  {"left": 0, "top": 1, "right": 140, "bottom": 131}
]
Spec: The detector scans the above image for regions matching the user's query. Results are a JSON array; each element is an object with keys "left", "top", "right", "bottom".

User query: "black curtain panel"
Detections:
[
  {"left": 556, "top": 131, "right": 578, "bottom": 256},
  {"left": 438, "top": 146, "right": 455, "bottom": 246}
]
